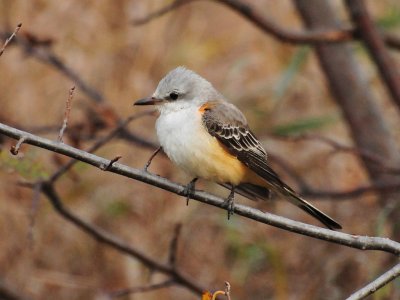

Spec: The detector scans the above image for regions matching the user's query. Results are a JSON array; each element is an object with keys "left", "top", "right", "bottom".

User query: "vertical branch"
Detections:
[
  {"left": 346, "top": 0, "right": 400, "bottom": 110},
  {"left": 58, "top": 86, "right": 75, "bottom": 142}
]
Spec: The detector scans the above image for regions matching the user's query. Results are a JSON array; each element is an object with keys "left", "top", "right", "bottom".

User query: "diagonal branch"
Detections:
[
  {"left": 1, "top": 122, "right": 400, "bottom": 256},
  {"left": 37, "top": 182, "right": 204, "bottom": 295},
  {"left": 346, "top": 263, "right": 400, "bottom": 300}
]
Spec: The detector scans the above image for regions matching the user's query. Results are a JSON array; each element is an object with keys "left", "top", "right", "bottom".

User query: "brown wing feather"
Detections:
[
  {"left": 201, "top": 101, "right": 288, "bottom": 191},
  {"left": 201, "top": 101, "right": 342, "bottom": 230}
]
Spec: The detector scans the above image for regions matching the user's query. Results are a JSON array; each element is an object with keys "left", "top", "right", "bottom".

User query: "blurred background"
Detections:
[{"left": 1, "top": 0, "right": 400, "bottom": 299}]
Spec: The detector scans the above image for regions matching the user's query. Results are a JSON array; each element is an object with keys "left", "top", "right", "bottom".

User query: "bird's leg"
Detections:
[
  {"left": 223, "top": 186, "right": 235, "bottom": 219},
  {"left": 183, "top": 178, "right": 198, "bottom": 206},
  {"left": 143, "top": 146, "right": 162, "bottom": 172}
]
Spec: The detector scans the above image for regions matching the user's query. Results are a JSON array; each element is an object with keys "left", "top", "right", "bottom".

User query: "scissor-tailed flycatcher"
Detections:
[{"left": 134, "top": 67, "right": 341, "bottom": 230}]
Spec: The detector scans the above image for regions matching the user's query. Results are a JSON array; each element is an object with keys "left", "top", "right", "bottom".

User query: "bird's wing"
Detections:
[
  {"left": 201, "top": 101, "right": 342, "bottom": 230},
  {"left": 201, "top": 101, "right": 287, "bottom": 191}
]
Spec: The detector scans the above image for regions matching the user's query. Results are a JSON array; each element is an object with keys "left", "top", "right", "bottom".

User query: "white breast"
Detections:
[
  {"left": 155, "top": 103, "right": 246, "bottom": 184},
  {"left": 156, "top": 105, "right": 205, "bottom": 176}
]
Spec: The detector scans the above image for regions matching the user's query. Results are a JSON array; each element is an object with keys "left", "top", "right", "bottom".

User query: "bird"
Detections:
[{"left": 134, "top": 66, "right": 342, "bottom": 230}]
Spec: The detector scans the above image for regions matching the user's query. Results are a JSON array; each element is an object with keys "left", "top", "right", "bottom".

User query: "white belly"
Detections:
[{"left": 155, "top": 106, "right": 245, "bottom": 184}]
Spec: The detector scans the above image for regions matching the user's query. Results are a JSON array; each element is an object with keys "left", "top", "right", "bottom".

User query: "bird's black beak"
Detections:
[{"left": 134, "top": 97, "right": 163, "bottom": 106}]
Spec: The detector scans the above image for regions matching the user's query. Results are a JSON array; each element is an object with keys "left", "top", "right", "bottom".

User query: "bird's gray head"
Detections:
[{"left": 134, "top": 67, "right": 221, "bottom": 109}]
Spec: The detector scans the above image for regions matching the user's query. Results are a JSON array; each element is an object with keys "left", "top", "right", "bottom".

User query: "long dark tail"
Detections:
[
  {"left": 221, "top": 183, "right": 342, "bottom": 230},
  {"left": 282, "top": 186, "right": 342, "bottom": 230}
]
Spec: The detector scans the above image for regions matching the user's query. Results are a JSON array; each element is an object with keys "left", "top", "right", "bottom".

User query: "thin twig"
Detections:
[
  {"left": 1, "top": 123, "right": 400, "bottom": 256},
  {"left": 108, "top": 280, "right": 175, "bottom": 298},
  {"left": 346, "top": 0, "right": 400, "bottom": 110},
  {"left": 10, "top": 135, "right": 27, "bottom": 155},
  {"left": 144, "top": 146, "right": 162, "bottom": 171},
  {"left": 58, "top": 86, "right": 75, "bottom": 142},
  {"left": 225, "top": 282, "right": 231, "bottom": 300},
  {"left": 50, "top": 112, "right": 152, "bottom": 182},
  {"left": 0, "top": 23, "right": 22, "bottom": 57},
  {"left": 346, "top": 263, "right": 400, "bottom": 300},
  {"left": 100, "top": 155, "right": 122, "bottom": 171}
]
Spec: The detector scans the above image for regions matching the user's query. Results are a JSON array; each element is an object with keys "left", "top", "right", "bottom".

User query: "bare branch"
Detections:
[
  {"left": 58, "top": 86, "right": 75, "bottom": 142},
  {"left": 346, "top": 263, "right": 400, "bottom": 300},
  {"left": 50, "top": 112, "right": 153, "bottom": 182},
  {"left": 133, "top": 0, "right": 354, "bottom": 44},
  {"left": 1, "top": 123, "right": 400, "bottom": 257},
  {"left": 346, "top": 0, "right": 400, "bottom": 110},
  {"left": 0, "top": 23, "right": 21, "bottom": 57},
  {"left": 132, "top": 0, "right": 400, "bottom": 49},
  {"left": 37, "top": 182, "right": 204, "bottom": 295},
  {"left": 108, "top": 280, "right": 175, "bottom": 298}
]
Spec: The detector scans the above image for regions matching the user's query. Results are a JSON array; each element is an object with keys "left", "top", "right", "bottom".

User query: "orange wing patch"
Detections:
[{"left": 199, "top": 101, "right": 218, "bottom": 113}]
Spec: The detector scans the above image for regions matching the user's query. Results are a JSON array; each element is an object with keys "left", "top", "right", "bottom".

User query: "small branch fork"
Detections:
[
  {"left": 0, "top": 22, "right": 22, "bottom": 57},
  {"left": 131, "top": 0, "right": 400, "bottom": 49}
]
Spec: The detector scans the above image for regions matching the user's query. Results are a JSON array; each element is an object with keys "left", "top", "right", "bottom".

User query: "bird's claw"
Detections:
[
  {"left": 223, "top": 193, "right": 235, "bottom": 220},
  {"left": 183, "top": 178, "right": 198, "bottom": 206}
]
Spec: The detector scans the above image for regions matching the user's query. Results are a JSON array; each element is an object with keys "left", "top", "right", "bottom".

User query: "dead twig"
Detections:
[
  {"left": 10, "top": 135, "right": 27, "bottom": 155},
  {"left": 58, "top": 86, "right": 75, "bottom": 142},
  {"left": 0, "top": 23, "right": 21, "bottom": 57},
  {"left": 100, "top": 155, "right": 122, "bottom": 171}
]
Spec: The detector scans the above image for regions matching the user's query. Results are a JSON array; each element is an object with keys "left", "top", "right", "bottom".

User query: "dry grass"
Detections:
[{"left": 1, "top": 0, "right": 400, "bottom": 299}]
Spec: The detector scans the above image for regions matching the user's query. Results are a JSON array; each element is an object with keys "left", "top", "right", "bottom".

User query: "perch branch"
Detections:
[{"left": 1, "top": 123, "right": 400, "bottom": 257}]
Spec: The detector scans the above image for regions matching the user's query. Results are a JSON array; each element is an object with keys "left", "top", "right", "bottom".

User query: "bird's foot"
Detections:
[
  {"left": 183, "top": 178, "right": 198, "bottom": 205},
  {"left": 223, "top": 187, "right": 235, "bottom": 220}
]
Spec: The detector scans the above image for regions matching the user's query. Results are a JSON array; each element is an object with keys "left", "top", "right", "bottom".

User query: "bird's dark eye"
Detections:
[{"left": 169, "top": 92, "right": 179, "bottom": 100}]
